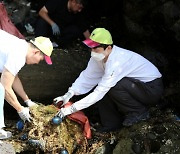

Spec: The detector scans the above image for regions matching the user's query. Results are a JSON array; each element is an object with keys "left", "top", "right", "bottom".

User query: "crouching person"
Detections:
[{"left": 53, "top": 28, "right": 164, "bottom": 132}]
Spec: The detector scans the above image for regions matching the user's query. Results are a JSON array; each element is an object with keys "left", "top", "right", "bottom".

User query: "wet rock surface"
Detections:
[
  {"left": 113, "top": 107, "right": 180, "bottom": 154},
  {"left": 4, "top": 106, "right": 180, "bottom": 154},
  {"left": 18, "top": 42, "right": 90, "bottom": 103}
]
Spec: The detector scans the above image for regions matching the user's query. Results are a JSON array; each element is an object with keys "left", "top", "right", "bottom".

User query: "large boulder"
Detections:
[{"left": 19, "top": 44, "right": 90, "bottom": 104}]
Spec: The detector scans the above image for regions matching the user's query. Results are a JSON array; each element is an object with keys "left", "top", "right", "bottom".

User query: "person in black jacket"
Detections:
[{"left": 35, "top": 0, "right": 90, "bottom": 48}]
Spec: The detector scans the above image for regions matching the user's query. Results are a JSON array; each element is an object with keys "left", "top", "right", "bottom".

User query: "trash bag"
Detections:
[
  {"left": 65, "top": 102, "right": 92, "bottom": 139},
  {"left": 0, "top": 2, "right": 25, "bottom": 39}
]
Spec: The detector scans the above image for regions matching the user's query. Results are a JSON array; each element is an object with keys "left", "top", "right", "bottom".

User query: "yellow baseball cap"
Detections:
[
  {"left": 83, "top": 28, "right": 113, "bottom": 48},
  {"left": 30, "top": 37, "right": 53, "bottom": 65}
]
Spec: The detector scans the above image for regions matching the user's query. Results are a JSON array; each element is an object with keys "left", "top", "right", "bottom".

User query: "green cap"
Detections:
[{"left": 83, "top": 28, "right": 113, "bottom": 48}]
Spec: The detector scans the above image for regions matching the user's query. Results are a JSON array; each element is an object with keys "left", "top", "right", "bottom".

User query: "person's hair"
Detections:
[
  {"left": 93, "top": 44, "right": 113, "bottom": 50},
  {"left": 75, "top": 0, "right": 88, "bottom": 7}
]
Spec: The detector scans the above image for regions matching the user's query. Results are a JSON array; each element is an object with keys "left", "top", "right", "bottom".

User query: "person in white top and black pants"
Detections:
[{"left": 53, "top": 28, "right": 164, "bottom": 132}]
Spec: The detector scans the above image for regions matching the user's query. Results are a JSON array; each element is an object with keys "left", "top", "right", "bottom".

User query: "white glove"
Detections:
[
  {"left": 56, "top": 105, "right": 77, "bottom": 118},
  {"left": 24, "top": 99, "right": 37, "bottom": 107},
  {"left": 18, "top": 107, "right": 32, "bottom": 122},
  {"left": 53, "top": 89, "right": 74, "bottom": 107}
]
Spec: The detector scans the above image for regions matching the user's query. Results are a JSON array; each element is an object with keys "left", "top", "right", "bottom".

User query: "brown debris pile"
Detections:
[{"left": 8, "top": 104, "right": 88, "bottom": 154}]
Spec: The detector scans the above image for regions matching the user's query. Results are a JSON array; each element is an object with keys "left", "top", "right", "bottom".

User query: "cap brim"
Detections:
[
  {"left": 83, "top": 38, "right": 100, "bottom": 48},
  {"left": 44, "top": 55, "right": 52, "bottom": 65}
]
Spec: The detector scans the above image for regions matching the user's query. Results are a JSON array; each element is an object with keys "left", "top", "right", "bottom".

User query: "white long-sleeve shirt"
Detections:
[{"left": 71, "top": 45, "right": 162, "bottom": 111}]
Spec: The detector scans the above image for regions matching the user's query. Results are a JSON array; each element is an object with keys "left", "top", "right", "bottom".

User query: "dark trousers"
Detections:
[
  {"left": 35, "top": 18, "right": 81, "bottom": 47},
  {"left": 98, "top": 77, "right": 164, "bottom": 127}
]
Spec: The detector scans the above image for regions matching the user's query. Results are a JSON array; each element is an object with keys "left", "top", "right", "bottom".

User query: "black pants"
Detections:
[
  {"left": 35, "top": 18, "right": 82, "bottom": 47},
  {"left": 98, "top": 77, "right": 164, "bottom": 128}
]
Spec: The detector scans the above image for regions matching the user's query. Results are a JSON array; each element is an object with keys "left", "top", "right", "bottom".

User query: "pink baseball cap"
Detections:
[
  {"left": 83, "top": 38, "right": 100, "bottom": 48},
  {"left": 44, "top": 56, "right": 52, "bottom": 65},
  {"left": 83, "top": 28, "right": 113, "bottom": 48}
]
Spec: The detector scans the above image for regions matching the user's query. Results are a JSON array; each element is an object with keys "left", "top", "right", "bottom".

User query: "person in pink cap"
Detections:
[
  {"left": 0, "top": 29, "right": 53, "bottom": 139},
  {"left": 53, "top": 28, "right": 164, "bottom": 132}
]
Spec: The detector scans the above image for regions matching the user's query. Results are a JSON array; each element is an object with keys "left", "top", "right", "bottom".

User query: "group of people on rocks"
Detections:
[{"left": 0, "top": 0, "right": 164, "bottom": 139}]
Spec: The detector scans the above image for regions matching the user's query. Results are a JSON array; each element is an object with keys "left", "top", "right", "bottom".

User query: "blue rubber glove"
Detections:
[{"left": 51, "top": 23, "right": 60, "bottom": 35}]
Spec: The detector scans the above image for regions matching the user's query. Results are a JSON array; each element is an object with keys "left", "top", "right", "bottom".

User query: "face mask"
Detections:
[{"left": 91, "top": 51, "right": 105, "bottom": 61}]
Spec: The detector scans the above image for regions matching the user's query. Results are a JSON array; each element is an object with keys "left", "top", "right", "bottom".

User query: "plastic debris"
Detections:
[
  {"left": 28, "top": 139, "right": 45, "bottom": 151},
  {"left": 16, "top": 120, "right": 24, "bottom": 131},
  {"left": 52, "top": 116, "right": 63, "bottom": 125}
]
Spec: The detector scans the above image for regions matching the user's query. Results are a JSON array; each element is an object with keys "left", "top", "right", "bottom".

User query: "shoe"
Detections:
[
  {"left": 0, "top": 129, "right": 12, "bottom": 140},
  {"left": 123, "top": 111, "right": 150, "bottom": 127}
]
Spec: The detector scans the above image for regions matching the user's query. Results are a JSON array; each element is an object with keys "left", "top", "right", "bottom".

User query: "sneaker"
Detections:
[
  {"left": 123, "top": 111, "right": 150, "bottom": 127},
  {"left": 0, "top": 129, "right": 12, "bottom": 140}
]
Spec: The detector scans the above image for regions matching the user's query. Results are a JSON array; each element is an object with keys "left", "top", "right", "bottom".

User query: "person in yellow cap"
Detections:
[
  {"left": 53, "top": 28, "right": 164, "bottom": 132},
  {"left": 0, "top": 29, "right": 53, "bottom": 139}
]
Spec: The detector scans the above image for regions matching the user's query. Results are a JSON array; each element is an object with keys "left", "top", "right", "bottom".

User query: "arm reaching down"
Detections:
[
  {"left": 1, "top": 68, "right": 31, "bottom": 122},
  {"left": 39, "top": 6, "right": 60, "bottom": 35}
]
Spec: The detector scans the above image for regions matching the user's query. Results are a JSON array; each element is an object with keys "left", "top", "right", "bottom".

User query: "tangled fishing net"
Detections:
[{"left": 8, "top": 104, "right": 88, "bottom": 153}]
